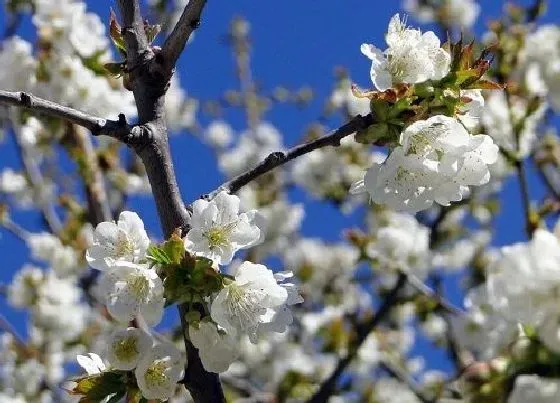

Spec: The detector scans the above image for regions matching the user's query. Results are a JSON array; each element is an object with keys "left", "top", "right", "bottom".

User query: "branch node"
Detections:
[
  {"left": 190, "top": 18, "right": 201, "bottom": 30},
  {"left": 265, "top": 151, "right": 286, "bottom": 164},
  {"left": 20, "top": 92, "right": 31, "bottom": 107}
]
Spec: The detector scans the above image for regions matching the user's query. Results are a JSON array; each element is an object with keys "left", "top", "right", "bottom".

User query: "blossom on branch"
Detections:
[
  {"left": 361, "top": 14, "right": 450, "bottom": 91},
  {"left": 185, "top": 191, "right": 264, "bottom": 265}
]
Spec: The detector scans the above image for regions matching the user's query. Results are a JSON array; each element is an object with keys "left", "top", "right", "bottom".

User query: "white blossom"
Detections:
[
  {"left": 330, "top": 78, "right": 371, "bottom": 116},
  {"left": 26, "top": 232, "right": 79, "bottom": 276},
  {"left": 210, "top": 261, "right": 291, "bottom": 342},
  {"left": 521, "top": 25, "right": 560, "bottom": 112},
  {"left": 86, "top": 211, "right": 150, "bottom": 272},
  {"left": 0, "top": 169, "right": 28, "bottom": 195},
  {"left": 481, "top": 91, "right": 546, "bottom": 158},
  {"left": 0, "top": 36, "right": 36, "bottom": 92},
  {"left": 99, "top": 262, "right": 165, "bottom": 325},
  {"left": 205, "top": 120, "right": 234, "bottom": 148},
  {"left": 185, "top": 191, "right": 263, "bottom": 265},
  {"left": 106, "top": 327, "right": 153, "bottom": 370},
  {"left": 76, "top": 353, "right": 106, "bottom": 375},
  {"left": 165, "top": 75, "right": 198, "bottom": 132},
  {"left": 361, "top": 14, "right": 450, "bottom": 91},
  {"left": 367, "top": 211, "right": 431, "bottom": 278},
  {"left": 487, "top": 229, "right": 560, "bottom": 325},
  {"left": 7, "top": 265, "right": 43, "bottom": 308},
  {"left": 354, "top": 115, "right": 498, "bottom": 212},
  {"left": 135, "top": 343, "right": 185, "bottom": 401},
  {"left": 189, "top": 322, "right": 238, "bottom": 373},
  {"left": 404, "top": 0, "right": 480, "bottom": 29},
  {"left": 219, "top": 122, "right": 283, "bottom": 177},
  {"left": 509, "top": 375, "right": 560, "bottom": 403}
]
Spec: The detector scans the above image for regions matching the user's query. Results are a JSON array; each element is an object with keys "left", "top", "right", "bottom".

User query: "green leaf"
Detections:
[
  {"left": 147, "top": 245, "right": 172, "bottom": 265},
  {"left": 162, "top": 233, "right": 185, "bottom": 265},
  {"left": 69, "top": 371, "right": 126, "bottom": 403},
  {"left": 82, "top": 50, "right": 112, "bottom": 76}
]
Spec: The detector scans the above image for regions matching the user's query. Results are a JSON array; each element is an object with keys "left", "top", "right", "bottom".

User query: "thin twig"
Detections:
[
  {"left": 204, "top": 113, "right": 374, "bottom": 199},
  {"left": 515, "top": 159, "right": 534, "bottom": 237},
  {"left": 68, "top": 125, "right": 112, "bottom": 224},
  {"left": 0, "top": 312, "right": 33, "bottom": 357},
  {"left": 307, "top": 273, "right": 407, "bottom": 403},
  {"left": 406, "top": 273, "right": 464, "bottom": 316},
  {"left": 12, "top": 128, "right": 63, "bottom": 234},
  {"left": 380, "top": 360, "right": 434, "bottom": 403},
  {"left": 163, "top": 0, "right": 208, "bottom": 68},
  {"left": 0, "top": 218, "right": 31, "bottom": 241}
]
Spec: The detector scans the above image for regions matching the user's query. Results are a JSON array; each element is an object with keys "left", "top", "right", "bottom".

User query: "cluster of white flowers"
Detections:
[
  {"left": 485, "top": 225, "right": 560, "bottom": 353},
  {"left": 354, "top": 115, "right": 499, "bottom": 212},
  {"left": 352, "top": 15, "right": 500, "bottom": 212},
  {"left": 403, "top": 0, "right": 480, "bottom": 29},
  {"left": 87, "top": 211, "right": 164, "bottom": 325},
  {"left": 184, "top": 191, "right": 302, "bottom": 371},
  {"left": 74, "top": 191, "right": 301, "bottom": 395},
  {"left": 521, "top": 25, "right": 560, "bottom": 112},
  {"left": 481, "top": 91, "right": 547, "bottom": 158}
]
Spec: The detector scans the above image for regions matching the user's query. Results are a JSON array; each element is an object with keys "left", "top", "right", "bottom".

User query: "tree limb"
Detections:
[
  {"left": 307, "top": 273, "right": 407, "bottom": 403},
  {"left": 0, "top": 90, "right": 132, "bottom": 140},
  {"left": 115, "top": 1, "right": 221, "bottom": 401},
  {"left": 204, "top": 113, "right": 375, "bottom": 199},
  {"left": 162, "top": 0, "right": 208, "bottom": 69}
]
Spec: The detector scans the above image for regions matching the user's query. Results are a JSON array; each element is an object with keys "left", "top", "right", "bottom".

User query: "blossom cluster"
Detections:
[{"left": 73, "top": 191, "right": 301, "bottom": 400}]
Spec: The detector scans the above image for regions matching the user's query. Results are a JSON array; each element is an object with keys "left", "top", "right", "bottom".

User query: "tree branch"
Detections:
[
  {"left": 307, "top": 273, "right": 407, "bottom": 403},
  {"left": 204, "top": 113, "right": 374, "bottom": 199},
  {"left": 162, "top": 0, "right": 208, "bottom": 69},
  {"left": 115, "top": 2, "right": 221, "bottom": 401},
  {"left": 0, "top": 90, "right": 132, "bottom": 140}
]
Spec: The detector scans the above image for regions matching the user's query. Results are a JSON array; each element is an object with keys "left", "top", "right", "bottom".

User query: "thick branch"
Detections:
[
  {"left": 0, "top": 90, "right": 132, "bottom": 140},
  {"left": 163, "top": 0, "right": 208, "bottom": 69},
  {"left": 204, "top": 113, "right": 374, "bottom": 199},
  {"left": 307, "top": 273, "right": 407, "bottom": 403}
]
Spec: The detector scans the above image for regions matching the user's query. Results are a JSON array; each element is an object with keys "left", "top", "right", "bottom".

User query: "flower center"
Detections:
[
  {"left": 113, "top": 336, "right": 138, "bottom": 362},
  {"left": 113, "top": 232, "right": 135, "bottom": 259},
  {"left": 127, "top": 274, "right": 150, "bottom": 301},
  {"left": 144, "top": 360, "right": 169, "bottom": 388},
  {"left": 225, "top": 283, "right": 266, "bottom": 331},
  {"left": 204, "top": 222, "right": 238, "bottom": 249}
]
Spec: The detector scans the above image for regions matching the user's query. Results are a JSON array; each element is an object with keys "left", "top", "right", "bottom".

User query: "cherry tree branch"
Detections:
[
  {"left": 115, "top": 2, "right": 220, "bottom": 401},
  {"left": 307, "top": 273, "right": 407, "bottom": 403},
  {"left": 163, "top": 0, "right": 207, "bottom": 69},
  {"left": 204, "top": 113, "right": 375, "bottom": 199},
  {"left": 0, "top": 90, "right": 132, "bottom": 140}
]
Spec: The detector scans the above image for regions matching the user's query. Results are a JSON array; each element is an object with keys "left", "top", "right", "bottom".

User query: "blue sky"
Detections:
[{"left": 0, "top": 0, "right": 559, "bottom": 376}]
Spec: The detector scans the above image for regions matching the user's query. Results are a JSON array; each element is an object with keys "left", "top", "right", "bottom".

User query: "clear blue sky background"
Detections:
[{"left": 0, "top": 0, "right": 559, "bottom": 376}]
